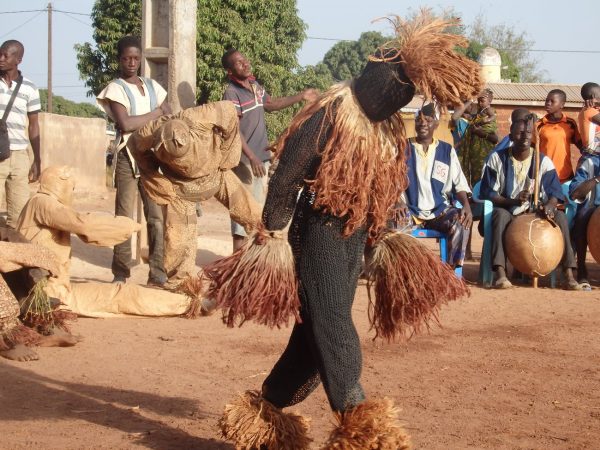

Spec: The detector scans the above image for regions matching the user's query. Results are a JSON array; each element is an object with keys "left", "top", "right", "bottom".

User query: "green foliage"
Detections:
[
  {"left": 322, "top": 31, "right": 388, "bottom": 81},
  {"left": 39, "top": 90, "right": 105, "bottom": 118},
  {"left": 468, "top": 14, "right": 547, "bottom": 82},
  {"left": 74, "top": 0, "right": 142, "bottom": 97},
  {"left": 75, "top": 0, "right": 327, "bottom": 139}
]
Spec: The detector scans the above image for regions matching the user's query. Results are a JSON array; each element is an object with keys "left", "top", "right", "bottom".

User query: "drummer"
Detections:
[
  {"left": 569, "top": 150, "right": 600, "bottom": 290},
  {"left": 480, "top": 108, "right": 581, "bottom": 290}
]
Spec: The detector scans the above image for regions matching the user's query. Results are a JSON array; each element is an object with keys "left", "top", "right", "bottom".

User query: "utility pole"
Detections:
[{"left": 47, "top": 2, "right": 53, "bottom": 113}]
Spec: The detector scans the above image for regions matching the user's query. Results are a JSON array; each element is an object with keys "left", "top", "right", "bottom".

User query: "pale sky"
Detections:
[{"left": 1, "top": 0, "right": 597, "bottom": 104}]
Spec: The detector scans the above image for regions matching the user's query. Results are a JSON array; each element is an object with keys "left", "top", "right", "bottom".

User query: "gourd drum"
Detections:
[
  {"left": 587, "top": 207, "right": 600, "bottom": 263},
  {"left": 505, "top": 214, "right": 563, "bottom": 276}
]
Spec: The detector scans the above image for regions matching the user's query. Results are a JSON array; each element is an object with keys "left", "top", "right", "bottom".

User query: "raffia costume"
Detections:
[
  {"left": 0, "top": 233, "right": 61, "bottom": 352},
  {"left": 128, "top": 101, "right": 261, "bottom": 285},
  {"left": 214, "top": 13, "right": 481, "bottom": 450},
  {"left": 16, "top": 166, "right": 198, "bottom": 318}
]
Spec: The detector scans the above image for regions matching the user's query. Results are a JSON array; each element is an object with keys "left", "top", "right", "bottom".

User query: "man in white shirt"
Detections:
[
  {"left": 97, "top": 36, "right": 171, "bottom": 286},
  {"left": 0, "top": 40, "right": 41, "bottom": 228}
]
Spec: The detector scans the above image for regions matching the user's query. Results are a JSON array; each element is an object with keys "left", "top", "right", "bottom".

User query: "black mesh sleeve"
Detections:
[{"left": 262, "top": 106, "right": 332, "bottom": 231}]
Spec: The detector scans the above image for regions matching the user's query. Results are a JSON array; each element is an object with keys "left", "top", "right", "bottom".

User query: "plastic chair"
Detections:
[
  {"left": 410, "top": 228, "right": 463, "bottom": 278},
  {"left": 472, "top": 181, "right": 493, "bottom": 287},
  {"left": 549, "top": 180, "right": 577, "bottom": 288}
]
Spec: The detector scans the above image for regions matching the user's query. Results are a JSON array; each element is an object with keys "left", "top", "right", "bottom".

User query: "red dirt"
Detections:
[{"left": 2, "top": 193, "right": 600, "bottom": 449}]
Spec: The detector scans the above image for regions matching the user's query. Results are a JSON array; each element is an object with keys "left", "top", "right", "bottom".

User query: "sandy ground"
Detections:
[{"left": 2, "top": 192, "right": 600, "bottom": 450}]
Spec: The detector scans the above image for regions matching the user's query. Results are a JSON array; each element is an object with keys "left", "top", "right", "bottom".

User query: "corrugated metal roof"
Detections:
[
  {"left": 486, "top": 82, "right": 582, "bottom": 107},
  {"left": 399, "top": 83, "right": 584, "bottom": 112}
]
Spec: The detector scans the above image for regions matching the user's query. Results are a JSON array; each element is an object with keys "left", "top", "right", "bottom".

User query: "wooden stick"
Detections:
[
  {"left": 533, "top": 116, "right": 541, "bottom": 210},
  {"left": 532, "top": 116, "right": 540, "bottom": 288}
]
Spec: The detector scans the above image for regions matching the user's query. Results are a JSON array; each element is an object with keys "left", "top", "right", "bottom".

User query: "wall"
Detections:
[
  {"left": 494, "top": 104, "right": 582, "bottom": 169},
  {"left": 401, "top": 112, "right": 454, "bottom": 144},
  {"left": 39, "top": 113, "right": 109, "bottom": 192}
]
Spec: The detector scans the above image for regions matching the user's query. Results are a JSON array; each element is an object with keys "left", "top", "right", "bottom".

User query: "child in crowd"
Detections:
[
  {"left": 578, "top": 82, "right": 600, "bottom": 155},
  {"left": 537, "top": 89, "right": 583, "bottom": 183}
]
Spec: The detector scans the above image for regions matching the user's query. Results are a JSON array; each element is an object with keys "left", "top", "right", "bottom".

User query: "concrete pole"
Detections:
[
  {"left": 141, "top": 0, "right": 197, "bottom": 111},
  {"left": 168, "top": 0, "right": 197, "bottom": 112}
]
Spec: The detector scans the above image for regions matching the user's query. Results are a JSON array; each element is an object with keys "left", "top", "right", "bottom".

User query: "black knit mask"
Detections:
[{"left": 353, "top": 57, "right": 415, "bottom": 122}]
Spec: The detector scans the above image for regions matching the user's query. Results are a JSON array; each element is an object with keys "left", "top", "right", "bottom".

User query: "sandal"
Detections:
[
  {"left": 578, "top": 279, "right": 592, "bottom": 291},
  {"left": 494, "top": 276, "right": 513, "bottom": 289},
  {"left": 563, "top": 279, "right": 584, "bottom": 291}
]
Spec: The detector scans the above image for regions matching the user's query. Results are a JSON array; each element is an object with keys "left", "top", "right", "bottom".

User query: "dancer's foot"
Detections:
[{"left": 0, "top": 344, "right": 39, "bottom": 361}]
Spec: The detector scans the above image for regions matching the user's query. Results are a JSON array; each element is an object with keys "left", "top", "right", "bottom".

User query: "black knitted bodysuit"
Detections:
[
  {"left": 261, "top": 106, "right": 368, "bottom": 412},
  {"left": 261, "top": 59, "right": 415, "bottom": 413}
]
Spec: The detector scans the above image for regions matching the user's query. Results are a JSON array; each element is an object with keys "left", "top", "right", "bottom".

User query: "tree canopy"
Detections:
[
  {"left": 39, "top": 90, "right": 105, "bottom": 118},
  {"left": 75, "top": 0, "right": 331, "bottom": 138}
]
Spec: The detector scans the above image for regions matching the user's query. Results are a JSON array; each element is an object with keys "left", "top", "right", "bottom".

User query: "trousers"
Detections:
[
  {"left": 112, "top": 150, "right": 166, "bottom": 282},
  {"left": 262, "top": 192, "right": 367, "bottom": 412}
]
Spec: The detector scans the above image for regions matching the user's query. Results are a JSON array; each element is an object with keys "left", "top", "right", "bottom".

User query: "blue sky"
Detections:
[{"left": 1, "top": 0, "right": 597, "bottom": 104}]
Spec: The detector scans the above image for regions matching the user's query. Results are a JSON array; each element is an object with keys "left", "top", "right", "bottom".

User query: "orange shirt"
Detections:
[
  {"left": 578, "top": 106, "right": 600, "bottom": 150},
  {"left": 537, "top": 114, "right": 581, "bottom": 183}
]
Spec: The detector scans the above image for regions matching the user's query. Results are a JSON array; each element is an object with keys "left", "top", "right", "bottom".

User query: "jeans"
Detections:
[{"left": 112, "top": 149, "right": 166, "bottom": 282}]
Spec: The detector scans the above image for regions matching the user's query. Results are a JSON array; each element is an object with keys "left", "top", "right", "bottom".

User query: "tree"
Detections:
[
  {"left": 467, "top": 14, "right": 547, "bottom": 83},
  {"left": 39, "top": 90, "right": 105, "bottom": 118},
  {"left": 75, "top": 0, "right": 328, "bottom": 139},
  {"left": 321, "top": 31, "right": 388, "bottom": 81}
]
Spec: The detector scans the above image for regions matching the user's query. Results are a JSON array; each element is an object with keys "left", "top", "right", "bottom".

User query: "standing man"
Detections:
[
  {"left": 221, "top": 48, "right": 318, "bottom": 251},
  {"left": 97, "top": 36, "right": 170, "bottom": 286},
  {"left": 0, "top": 40, "right": 41, "bottom": 228}
]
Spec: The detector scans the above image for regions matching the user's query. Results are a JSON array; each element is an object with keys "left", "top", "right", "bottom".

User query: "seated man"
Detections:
[
  {"left": 396, "top": 104, "right": 472, "bottom": 268},
  {"left": 569, "top": 151, "right": 600, "bottom": 289},
  {"left": 480, "top": 108, "right": 580, "bottom": 289}
]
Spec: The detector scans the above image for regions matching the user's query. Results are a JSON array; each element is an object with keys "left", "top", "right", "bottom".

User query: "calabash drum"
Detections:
[
  {"left": 505, "top": 214, "right": 563, "bottom": 276},
  {"left": 586, "top": 207, "right": 600, "bottom": 263}
]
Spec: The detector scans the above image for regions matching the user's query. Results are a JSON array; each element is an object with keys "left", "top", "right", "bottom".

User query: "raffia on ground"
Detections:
[
  {"left": 202, "top": 228, "right": 301, "bottom": 328},
  {"left": 19, "top": 279, "right": 77, "bottom": 334},
  {"left": 321, "top": 398, "right": 411, "bottom": 450},
  {"left": 367, "top": 231, "right": 470, "bottom": 341},
  {"left": 219, "top": 390, "right": 311, "bottom": 450}
]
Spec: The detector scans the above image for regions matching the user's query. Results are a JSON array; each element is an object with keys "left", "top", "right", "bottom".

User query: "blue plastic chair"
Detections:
[
  {"left": 472, "top": 181, "right": 493, "bottom": 287},
  {"left": 410, "top": 228, "right": 463, "bottom": 278}
]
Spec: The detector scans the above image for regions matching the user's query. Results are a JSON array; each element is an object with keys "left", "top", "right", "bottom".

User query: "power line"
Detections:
[
  {"left": 52, "top": 9, "right": 90, "bottom": 17},
  {"left": 305, "top": 36, "right": 600, "bottom": 54},
  {"left": 0, "top": 9, "right": 90, "bottom": 16},
  {"left": 55, "top": 10, "right": 92, "bottom": 27},
  {"left": 0, "top": 9, "right": 45, "bottom": 15},
  {"left": 0, "top": 11, "right": 44, "bottom": 39}
]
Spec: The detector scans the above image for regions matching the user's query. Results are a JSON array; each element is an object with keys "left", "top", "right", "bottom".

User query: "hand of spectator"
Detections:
[
  {"left": 459, "top": 205, "right": 473, "bottom": 229},
  {"left": 517, "top": 190, "right": 530, "bottom": 204},
  {"left": 301, "top": 88, "right": 319, "bottom": 103},
  {"left": 249, "top": 155, "right": 266, "bottom": 178},
  {"left": 159, "top": 102, "right": 172, "bottom": 115},
  {"left": 540, "top": 202, "right": 557, "bottom": 220},
  {"left": 28, "top": 160, "right": 41, "bottom": 183}
]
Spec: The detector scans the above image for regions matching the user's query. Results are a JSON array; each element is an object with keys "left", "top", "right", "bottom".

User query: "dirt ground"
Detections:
[{"left": 2, "top": 191, "right": 600, "bottom": 450}]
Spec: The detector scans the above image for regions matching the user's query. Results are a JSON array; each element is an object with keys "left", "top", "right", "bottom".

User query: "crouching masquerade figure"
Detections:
[
  {"left": 17, "top": 166, "right": 202, "bottom": 318},
  {"left": 127, "top": 100, "right": 262, "bottom": 288},
  {"left": 213, "top": 12, "right": 481, "bottom": 450},
  {"left": 1, "top": 232, "right": 78, "bottom": 362}
]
